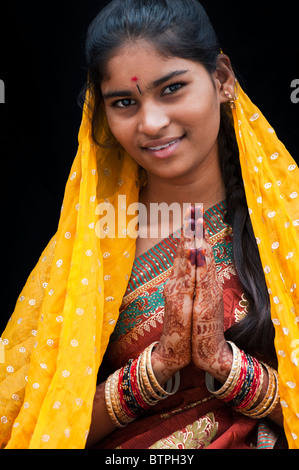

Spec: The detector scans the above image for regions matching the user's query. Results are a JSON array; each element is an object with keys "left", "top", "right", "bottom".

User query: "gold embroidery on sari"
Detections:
[{"left": 149, "top": 413, "right": 218, "bottom": 449}]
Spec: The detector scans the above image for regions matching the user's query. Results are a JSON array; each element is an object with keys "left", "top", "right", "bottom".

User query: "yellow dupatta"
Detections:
[
  {"left": 0, "top": 93, "right": 140, "bottom": 448},
  {"left": 0, "top": 86, "right": 298, "bottom": 448},
  {"left": 232, "top": 87, "right": 299, "bottom": 446}
]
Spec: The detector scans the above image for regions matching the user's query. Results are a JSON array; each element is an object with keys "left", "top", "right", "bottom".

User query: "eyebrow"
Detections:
[
  {"left": 150, "top": 70, "right": 189, "bottom": 90},
  {"left": 102, "top": 69, "right": 189, "bottom": 100}
]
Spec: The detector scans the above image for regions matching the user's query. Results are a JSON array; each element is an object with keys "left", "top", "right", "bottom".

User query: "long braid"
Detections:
[{"left": 218, "top": 105, "right": 277, "bottom": 366}]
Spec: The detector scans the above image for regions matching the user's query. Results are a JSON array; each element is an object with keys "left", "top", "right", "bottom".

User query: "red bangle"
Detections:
[
  {"left": 235, "top": 357, "right": 262, "bottom": 410},
  {"left": 222, "top": 350, "right": 247, "bottom": 403},
  {"left": 118, "top": 365, "right": 136, "bottom": 418},
  {"left": 130, "top": 357, "right": 152, "bottom": 410}
]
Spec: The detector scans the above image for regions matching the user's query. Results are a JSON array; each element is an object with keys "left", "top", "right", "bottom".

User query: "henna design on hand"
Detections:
[
  {"left": 152, "top": 207, "right": 196, "bottom": 383},
  {"left": 191, "top": 222, "right": 233, "bottom": 382}
]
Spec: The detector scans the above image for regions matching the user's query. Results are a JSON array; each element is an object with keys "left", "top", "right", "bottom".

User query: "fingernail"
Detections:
[
  {"left": 188, "top": 248, "right": 196, "bottom": 266},
  {"left": 196, "top": 248, "right": 206, "bottom": 267}
]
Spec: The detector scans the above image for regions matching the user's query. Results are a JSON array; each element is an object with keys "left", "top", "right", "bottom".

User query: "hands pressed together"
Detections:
[
  {"left": 87, "top": 207, "right": 283, "bottom": 447},
  {"left": 151, "top": 206, "right": 233, "bottom": 385}
]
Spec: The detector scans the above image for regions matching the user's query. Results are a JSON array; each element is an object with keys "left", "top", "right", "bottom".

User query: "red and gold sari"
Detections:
[{"left": 96, "top": 201, "right": 283, "bottom": 449}]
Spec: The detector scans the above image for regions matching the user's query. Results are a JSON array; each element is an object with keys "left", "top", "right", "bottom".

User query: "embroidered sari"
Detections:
[{"left": 95, "top": 201, "right": 282, "bottom": 449}]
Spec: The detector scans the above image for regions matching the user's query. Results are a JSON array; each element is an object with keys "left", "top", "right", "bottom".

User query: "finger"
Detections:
[
  {"left": 183, "top": 205, "right": 195, "bottom": 239},
  {"left": 196, "top": 221, "right": 216, "bottom": 265},
  {"left": 178, "top": 206, "right": 196, "bottom": 255},
  {"left": 195, "top": 213, "right": 203, "bottom": 245},
  {"left": 184, "top": 205, "right": 195, "bottom": 221},
  {"left": 194, "top": 223, "right": 223, "bottom": 303},
  {"left": 183, "top": 210, "right": 197, "bottom": 266},
  {"left": 166, "top": 207, "right": 196, "bottom": 291},
  {"left": 194, "top": 203, "right": 203, "bottom": 245}
]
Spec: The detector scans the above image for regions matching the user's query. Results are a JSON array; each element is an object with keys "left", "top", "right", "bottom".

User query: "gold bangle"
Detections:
[
  {"left": 215, "top": 342, "right": 241, "bottom": 398},
  {"left": 206, "top": 341, "right": 241, "bottom": 398},
  {"left": 243, "top": 364, "right": 277, "bottom": 418},
  {"left": 140, "top": 348, "right": 162, "bottom": 401},
  {"left": 104, "top": 375, "right": 126, "bottom": 428},
  {"left": 255, "top": 369, "right": 280, "bottom": 419},
  {"left": 145, "top": 342, "right": 174, "bottom": 398},
  {"left": 110, "top": 369, "right": 134, "bottom": 425},
  {"left": 137, "top": 354, "right": 158, "bottom": 406}
]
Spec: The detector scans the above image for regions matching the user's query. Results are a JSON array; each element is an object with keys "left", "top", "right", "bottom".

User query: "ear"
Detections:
[{"left": 213, "top": 54, "right": 236, "bottom": 105}]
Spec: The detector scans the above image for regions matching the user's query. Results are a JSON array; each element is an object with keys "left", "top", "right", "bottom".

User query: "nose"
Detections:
[{"left": 137, "top": 102, "right": 170, "bottom": 135}]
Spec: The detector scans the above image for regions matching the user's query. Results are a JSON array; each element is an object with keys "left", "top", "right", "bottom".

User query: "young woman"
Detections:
[{"left": 1, "top": 0, "right": 298, "bottom": 449}]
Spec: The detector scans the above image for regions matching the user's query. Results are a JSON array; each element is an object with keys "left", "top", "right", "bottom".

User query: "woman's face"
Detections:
[{"left": 101, "top": 41, "right": 233, "bottom": 183}]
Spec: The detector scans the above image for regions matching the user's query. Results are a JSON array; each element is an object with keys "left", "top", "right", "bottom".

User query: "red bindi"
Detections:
[{"left": 131, "top": 77, "right": 142, "bottom": 94}]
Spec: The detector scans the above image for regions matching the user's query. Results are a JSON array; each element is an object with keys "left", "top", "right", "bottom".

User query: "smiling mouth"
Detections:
[
  {"left": 147, "top": 138, "right": 181, "bottom": 151},
  {"left": 143, "top": 135, "right": 185, "bottom": 151}
]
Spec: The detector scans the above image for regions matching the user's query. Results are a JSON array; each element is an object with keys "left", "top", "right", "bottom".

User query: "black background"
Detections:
[{"left": 0, "top": 0, "right": 298, "bottom": 332}]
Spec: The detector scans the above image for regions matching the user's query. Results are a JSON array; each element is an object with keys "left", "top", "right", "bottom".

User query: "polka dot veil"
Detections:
[
  {"left": 0, "top": 90, "right": 140, "bottom": 448},
  {"left": 232, "top": 85, "right": 299, "bottom": 448}
]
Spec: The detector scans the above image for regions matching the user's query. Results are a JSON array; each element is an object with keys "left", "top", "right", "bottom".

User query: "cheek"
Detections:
[
  {"left": 105, "top": 113, "right": 133, "bottom": 147},
  {"left": 105, "top": 111, "right": 144, "bottom": 163},
  {"left": 186, "top": 95, "right": 220, "bottom": 143}
]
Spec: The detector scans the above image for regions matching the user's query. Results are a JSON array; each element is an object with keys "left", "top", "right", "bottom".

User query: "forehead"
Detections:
[{"left": 102, "top": 41, "right": 195, "bottom": 85}]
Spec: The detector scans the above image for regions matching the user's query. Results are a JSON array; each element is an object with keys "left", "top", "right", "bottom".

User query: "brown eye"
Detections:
[
  {"left": 114, "top": 98, "right": 136, "bottom": 108},
  {"left": 163, "top": 82, "right": 185, "bottom": 95}
]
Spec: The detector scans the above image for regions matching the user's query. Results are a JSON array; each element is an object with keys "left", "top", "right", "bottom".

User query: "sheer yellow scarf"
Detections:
[
  {"left": 0, "top": 87, "right": 298, "bottom": 448},
  {"left": 232, "top": 88, "right": 299, "bottom": 446}
]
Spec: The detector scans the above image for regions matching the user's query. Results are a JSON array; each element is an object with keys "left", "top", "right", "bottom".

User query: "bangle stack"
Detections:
[
  {"left": 205, "top": 341, "right": 280, "bottom": 419},
  {"left": 105, "top": 342, "right": 180, "bottom": 428}
]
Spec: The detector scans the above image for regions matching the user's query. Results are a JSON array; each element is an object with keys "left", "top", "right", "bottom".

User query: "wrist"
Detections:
[
  {"left": 213, "top": 340, "right": 233, "bottom": 383},
  {"left": 195, "top": 339, "right": 233, "bottom": 384},
  {"left": 151, "top": 345, "right": 180, "bottom": 386}
]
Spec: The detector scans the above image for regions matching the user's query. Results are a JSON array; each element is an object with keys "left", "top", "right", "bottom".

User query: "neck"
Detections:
[
  {"left": 139, "top": 152, "right": 226, "bottom": 212},
  {"left": 138, "top": 149, "right": 226, "bottom": 239}
]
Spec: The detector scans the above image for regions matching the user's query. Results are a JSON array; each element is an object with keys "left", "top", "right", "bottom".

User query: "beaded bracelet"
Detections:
[{"left": 118, "top": 360, "right": 138, "bottom": 419}]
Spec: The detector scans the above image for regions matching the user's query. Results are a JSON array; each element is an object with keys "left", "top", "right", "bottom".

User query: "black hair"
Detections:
[
  {"left": 83, "top": 0, "right": 276, "bottom": 365},
  {"left": 83, "top": 0, "right": 221, "bottom": 145}
]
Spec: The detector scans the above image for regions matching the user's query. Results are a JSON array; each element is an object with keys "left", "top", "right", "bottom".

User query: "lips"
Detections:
[
  {"left": 142, "top": 135, "right": 185, "bottom": 159},
  {"left": 142, "top": 136, "right": 184, "bottom": 150}
]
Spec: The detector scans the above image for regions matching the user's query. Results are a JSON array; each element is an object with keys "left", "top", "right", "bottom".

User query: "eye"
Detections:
[
  {"left": 113, "top": 98, "right": 136, "bottom": 108},
  {"left": 162, "top": 82, "right": 185, "bottom": 95}
]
